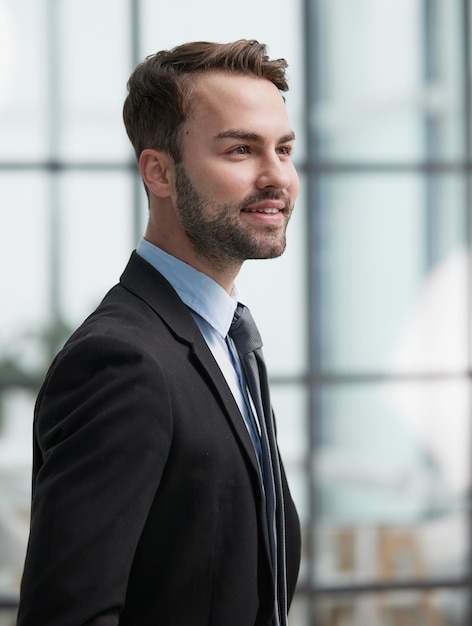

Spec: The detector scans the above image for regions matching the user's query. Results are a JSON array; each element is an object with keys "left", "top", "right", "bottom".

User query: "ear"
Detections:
[{"left": 139, "top": 149, "right": 175, "bottom": 198}]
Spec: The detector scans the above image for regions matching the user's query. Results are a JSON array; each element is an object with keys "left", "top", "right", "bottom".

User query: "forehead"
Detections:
[{"left": 185, "top": 72, "right": 292, "bottom": 137}]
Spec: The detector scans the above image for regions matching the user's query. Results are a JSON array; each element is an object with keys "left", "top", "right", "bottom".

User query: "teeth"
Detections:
[{"left": 246, "top": 208, "right": 279, "bottom": 214}]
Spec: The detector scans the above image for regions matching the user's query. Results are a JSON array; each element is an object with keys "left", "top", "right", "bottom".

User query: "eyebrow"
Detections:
[{"left": 215, "top": 129, "right": 296, "bottom": 144}]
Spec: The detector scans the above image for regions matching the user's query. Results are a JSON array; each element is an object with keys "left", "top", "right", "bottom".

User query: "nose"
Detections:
[{"left": 256, "top": 154, "right": 293, "bottom": 190}]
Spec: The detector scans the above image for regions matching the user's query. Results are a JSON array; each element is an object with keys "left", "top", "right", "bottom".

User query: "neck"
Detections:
[{"left": 143, "top": 230, "right": 241, "bottom": 295}]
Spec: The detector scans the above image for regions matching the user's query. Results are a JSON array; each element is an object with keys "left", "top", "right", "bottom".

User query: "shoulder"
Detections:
[{"left": 35, "top": 295, "right": 176, "bottom": 457}]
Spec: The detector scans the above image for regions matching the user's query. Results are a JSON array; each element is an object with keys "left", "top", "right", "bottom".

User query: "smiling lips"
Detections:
[
  {"left": 244, "top": 207, "right": 280, "bottom": 214},
  {"left": 242, "top": 200, "right": 286, "bottom": 215}
]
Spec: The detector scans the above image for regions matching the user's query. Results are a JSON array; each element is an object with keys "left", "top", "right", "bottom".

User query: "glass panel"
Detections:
[
  {"left": 58, "top": 0, "right": 131, "bottom": 160},
  {"left": 314, "top": 381, "right": 470, "bottom": 585},
  {"left": 0, "top": 0, "right": 48, "bottom": 160},
  {"left": 313, "top": 174, "right": 467, "bottom": 373},
  {"left": 272, "top": 385, "right": 308, "bottom": 469},
  {"left": 0, "top": 607, "right": 19, "bottom": 626},
  {"left": 314, "top": 590, "right": 468, "bottom": 626},
  {"left": 271, "top": 384, "right": 310, "bottom": 585},
  {"left": 288, "top": 594, "right": 309, "bottom": 626},
  {"left": 57, "top": 172, "right": 136, "bottom": 327},
  {"left": 317, "top": 519, "right": 469, "bottom": 587},
  {"left": 0, "top": 173, "right": 50, "bottom": 366},
  {"left": 0, "top": 388, "right": 35, "bottom": 600},
  {"left": 141, "top": 0, "right": 302, "bottom": 51},
  {"left": 312, "top": 0, "right": 463, "bottom": 161}
]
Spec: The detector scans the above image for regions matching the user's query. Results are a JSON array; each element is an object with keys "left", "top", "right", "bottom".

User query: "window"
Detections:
[{"left": 305, "top": 1, "right": 472, "bottom": 624}]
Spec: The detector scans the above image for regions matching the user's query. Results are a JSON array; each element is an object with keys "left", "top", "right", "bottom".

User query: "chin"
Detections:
[{"left": 249, "top": 243, "right": 287, "bottom": 260}]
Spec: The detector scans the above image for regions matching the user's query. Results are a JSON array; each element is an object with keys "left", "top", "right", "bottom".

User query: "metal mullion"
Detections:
[
  {"left": 6, "top": 159, "right": 472, "bottom": 174},
  {"left": 129, "top": 0, "right": 144, "bottom": 247},
  {"left": 303, "top": 0, "right": 320, "bottom": 621},
  {"left": 270, "top": 369, "right": 472, "bottom": 387},
  {"left": 45, "top": 0, "right": 63, "bottom": 358},
  {"left": 422, "top": 0, "right": 441, "bottom": 271},
  {"left": 461, "top": 0, "right": 472, "bottom": 623},
  {"left": 0, "top": 161, "right": 136, "bottom": 171},
  {"left": 299, "top": 160, "right": 472, "bottom": 174},
  {"left": 306, "top": 576, "right": 471, "bottom": 595}
]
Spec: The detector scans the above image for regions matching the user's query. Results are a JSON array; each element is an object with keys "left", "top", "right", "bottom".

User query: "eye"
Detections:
[
  {"left": 229, "top": 145, "right": 250, "bottom": 155},
  {"left": 277, "top": 145, "right": 293, "bottom": 156}
]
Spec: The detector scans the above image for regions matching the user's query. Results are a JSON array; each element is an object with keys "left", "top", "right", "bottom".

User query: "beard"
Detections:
[{"left": 174, "top": 164, "right": 293, "bottom": 269}]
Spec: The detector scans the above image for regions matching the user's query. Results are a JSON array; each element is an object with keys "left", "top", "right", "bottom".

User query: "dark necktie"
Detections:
[{"left": 229, "top": 304, "right": 287, "bottom": 626}]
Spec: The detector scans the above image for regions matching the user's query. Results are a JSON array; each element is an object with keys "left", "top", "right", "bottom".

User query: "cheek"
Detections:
[{"left": 199, "top": 165, "right": 251, "bottom": 201}]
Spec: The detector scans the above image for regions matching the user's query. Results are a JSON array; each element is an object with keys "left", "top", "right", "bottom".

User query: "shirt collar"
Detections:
[{"left": 136, "top": 238, "right": 239, "bottom": 338}]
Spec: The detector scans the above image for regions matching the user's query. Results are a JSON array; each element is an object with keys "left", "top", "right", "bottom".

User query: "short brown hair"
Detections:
[{"left": 123, "top": 39, "right": 289, "bottom": 163}]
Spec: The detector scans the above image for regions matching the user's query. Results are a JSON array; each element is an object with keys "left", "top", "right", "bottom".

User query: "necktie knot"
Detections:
[{"left": 229, "top": 304, "right": 263, "bottom": 355}]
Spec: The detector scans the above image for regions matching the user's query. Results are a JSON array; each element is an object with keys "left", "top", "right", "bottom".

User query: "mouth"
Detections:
[
  {"left": 242, "top": 207, "right": 281, "bottom": 214},
  {"left": 242, "top": 199, "right": 286, "bottom": 215}
]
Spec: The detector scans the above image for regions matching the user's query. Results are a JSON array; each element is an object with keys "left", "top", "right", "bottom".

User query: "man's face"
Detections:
[{"left": 173, "top": 72, "right": 299, "bottom": 269}]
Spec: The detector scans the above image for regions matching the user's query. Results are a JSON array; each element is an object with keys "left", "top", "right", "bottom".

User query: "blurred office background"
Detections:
[{"left": 0, "top": 0, "right": 471, "bottom": 624}]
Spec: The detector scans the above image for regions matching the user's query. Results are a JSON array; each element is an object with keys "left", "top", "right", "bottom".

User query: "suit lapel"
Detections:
[{"left": 120, "top": 252, "right": 263, "bottom": 483}]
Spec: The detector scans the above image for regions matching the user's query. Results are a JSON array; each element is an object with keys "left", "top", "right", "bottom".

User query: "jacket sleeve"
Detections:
[{"left": 17, "top": 332, "right": 173, "bottom": 626}]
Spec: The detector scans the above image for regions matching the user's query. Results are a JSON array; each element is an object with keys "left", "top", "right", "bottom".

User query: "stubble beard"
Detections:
[{"left": 174, "top": 164, "right": 292, "bottom": 270}]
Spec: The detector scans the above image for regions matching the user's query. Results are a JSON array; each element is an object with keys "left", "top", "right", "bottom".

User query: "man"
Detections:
[{"left": 17, "top": 39, "right": 301, "bottom": 625}]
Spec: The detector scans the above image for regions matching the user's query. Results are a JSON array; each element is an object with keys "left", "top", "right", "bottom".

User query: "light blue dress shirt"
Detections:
[{"left": 136, "top": 238, "right": 262, "bottom": 466}]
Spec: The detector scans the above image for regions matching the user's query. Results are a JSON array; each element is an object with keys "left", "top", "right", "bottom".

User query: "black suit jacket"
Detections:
[{"left": 17, "top": 252, "right": 301, "bottom": 626}]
